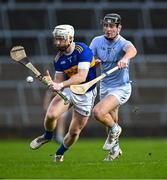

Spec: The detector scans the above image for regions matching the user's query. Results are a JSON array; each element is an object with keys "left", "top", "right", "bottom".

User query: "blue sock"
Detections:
[
  {"left": 56, "top": 143, "right": 68, "bottom": 155},
  {"left": 44, "top": 130, "right": 53, "bottom": 140}
]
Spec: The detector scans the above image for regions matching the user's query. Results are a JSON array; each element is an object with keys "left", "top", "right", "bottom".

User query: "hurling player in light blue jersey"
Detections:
[
  {"left": 90, "top": 13, "right": 137, "bottom": 161},
  {"left": 30, "top": 24, "right": 97, "bottom": 162}
]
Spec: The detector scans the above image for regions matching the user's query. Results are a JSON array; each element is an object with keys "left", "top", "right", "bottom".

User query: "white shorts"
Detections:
[
  {"left": 100, "top": 83, "right": 132, "bottom": 105},
  {"left": 62, "top": 87, "right": 97, "bottom": 116}
]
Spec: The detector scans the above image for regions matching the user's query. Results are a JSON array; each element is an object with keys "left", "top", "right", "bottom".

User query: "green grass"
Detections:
[{"left": 0, "top": 138, "right": 167, "bottom": 179}]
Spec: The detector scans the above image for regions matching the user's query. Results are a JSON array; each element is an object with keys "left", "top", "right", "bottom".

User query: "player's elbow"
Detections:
[
  {"left": 127, "top": 45, "right": 137, "bottom": 58},
  {"left": 77, "top": 70, "right": 88, "bottom": 84},
  {"left": 133, "top": 47, "right": 137, "bottom": 56},
  {"left": 79, "top": 76, "right": 87, "bottom": 83},
  {"left": 75, "top": 74, "right": 87, "bottom": 84},
  {"left": 131, "top": 46, "right": 137, "bottom": 57}
]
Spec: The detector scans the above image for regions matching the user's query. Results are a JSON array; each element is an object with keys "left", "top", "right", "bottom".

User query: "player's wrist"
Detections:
[{"left": 123, "top": 57, "right": 129, "bottom": 63}]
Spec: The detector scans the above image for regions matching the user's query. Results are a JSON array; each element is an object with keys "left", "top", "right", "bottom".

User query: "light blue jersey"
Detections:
[{"left": 90, "top": 35, "right": 132, "bottom": 88}]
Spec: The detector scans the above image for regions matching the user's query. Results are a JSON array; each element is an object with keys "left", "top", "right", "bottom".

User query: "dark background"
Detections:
[{"left": 0, "top": 0, "right": 167, "bottom": 138}]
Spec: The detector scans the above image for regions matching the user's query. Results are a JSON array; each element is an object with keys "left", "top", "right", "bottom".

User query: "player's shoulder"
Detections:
[
  {"left": 119, "top": 35, "right": 131, "bottom": 43},
  {"left": 75, "top": 42, "right": 90, "bottom": 54},
  {"left": 118, "top": 35, "right": 133, "bottom": 47},
  {"left": 91, "top": 35, "right": 104, "bottom": 42},
  {"left": 54, "top": 51, "right": 63, "bottom": 62}
]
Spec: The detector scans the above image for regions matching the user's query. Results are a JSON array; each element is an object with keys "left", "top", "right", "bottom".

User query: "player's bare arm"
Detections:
[
  {"left": 63, "top": 68, "right": 89, "bottom": 87},
  {"left": 118, "top": 44, "right": 137, "bottom": 69},
  {"left": 49, "top": 69, "right": 88, "bottom": 91},
  {"left": 54, "top": 72, "right": 64, "bottom": 83}
]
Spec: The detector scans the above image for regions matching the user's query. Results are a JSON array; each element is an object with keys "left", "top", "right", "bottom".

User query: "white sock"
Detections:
[{"left": 110, "top": 123, "right": 119, "bottom": 134}]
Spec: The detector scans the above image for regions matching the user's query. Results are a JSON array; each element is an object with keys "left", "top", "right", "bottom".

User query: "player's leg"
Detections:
[
  {"left": 104, "top": 108, "right": 122, "bottom": 161},
  {"left": 94, "top": 98, "right": 122, "bottom": 160},
  {"left": 93, "top": 95, "right": 122, "bottom": 151},
  {"left": 54, "top": 88, "right": 96, "bottom": 162},
  {"left": 30, "top": 95, "right": 69, "bottom": 149},
  {"left": 104, "top": 109, "right": 122, "bottom": 161},
  {"left": 110, "top": 106, "right": 119, "bottom": 123},
  {"left": 54, "top": 110, "right": 89, "bottom": 162},
  {"left": 105, "top": 107, "right": 119, "bottom": 138},
  {"left": 103, "top": 106, "right": 122, "bottom": 148},
  {"left": 104, "top": 84, "right": 132, "bottom": 160},
  {"left": 93, "top": 95, "right": 119, "bottom": 127},
  {"left": 55, "top": 112, "right": 69, "bottom": 144}
]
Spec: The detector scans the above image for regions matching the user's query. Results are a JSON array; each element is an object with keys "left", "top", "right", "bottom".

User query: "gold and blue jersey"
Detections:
[{"left": 54, "top": 42, "right": 96, "bottom": 91}]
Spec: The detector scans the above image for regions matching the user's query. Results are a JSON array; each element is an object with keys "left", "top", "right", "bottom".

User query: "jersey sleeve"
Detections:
[
  {"left": 78, "top": 44, "right": 94, "bottom": 63},
  {"left": 123, "top": 40, "right": 133, "bottom": 52}
]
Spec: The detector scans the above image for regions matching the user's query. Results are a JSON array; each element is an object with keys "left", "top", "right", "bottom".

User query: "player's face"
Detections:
[
  {"left": 53, "top": 36, "right": 71, "bottom": 51},
  {"left": 103, "top": 23, "right": 120, "bottom": 39}
]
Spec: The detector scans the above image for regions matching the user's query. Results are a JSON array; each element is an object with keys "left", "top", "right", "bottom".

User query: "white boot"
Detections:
[
  {"left": 30, "top": 134, "right": 50, "bottom": 150},
  {"left": 104, "top": 142, "right": 122, "bottom": 161}
]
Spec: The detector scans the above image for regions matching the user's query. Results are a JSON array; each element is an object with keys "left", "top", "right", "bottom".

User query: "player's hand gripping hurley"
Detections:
[
  {"left": 70, "top": 66, "right": 119, "bottom": 95},
  {"left": 10, "top": 46, "right": 69, "bottom": 105}
]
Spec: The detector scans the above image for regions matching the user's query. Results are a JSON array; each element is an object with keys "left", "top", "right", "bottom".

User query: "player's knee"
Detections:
[
  {"left": 93, "top": 107, "right": 105, "bottom": 120},
  {"left": 46, "top": 110, "right": 58, "bottom": 120}
]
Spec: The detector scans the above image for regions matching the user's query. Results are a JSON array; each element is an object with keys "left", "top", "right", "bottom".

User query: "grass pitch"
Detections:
[{"left": 0, "top": 138, "right": 167, "bottom": 179}]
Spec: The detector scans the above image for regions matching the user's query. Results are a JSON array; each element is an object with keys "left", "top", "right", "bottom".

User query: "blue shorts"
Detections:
[{"left": 100, "top": 83, "right": 132, "bottom": 105}]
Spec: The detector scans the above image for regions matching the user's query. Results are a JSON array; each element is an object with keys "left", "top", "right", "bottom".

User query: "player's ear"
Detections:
[
  {"left": 70, "top": 36, "right": 74, "bottom": 42},
  {"left": 102, "top": 25, "right": 106, "bottom": 33},
  {"left": 118, "top": 24, "right": 122, "bottom": 33},
  {"left": 67, "top": 36, "right": 73, "bottom": 45}
]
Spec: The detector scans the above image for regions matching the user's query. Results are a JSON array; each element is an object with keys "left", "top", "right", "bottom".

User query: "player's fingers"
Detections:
[
  {"left": 118, "top": 61, "right": 127, "bottom": 68},
  {"left": 117, "top": 62, "right": 122, "bottom": 68}
]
